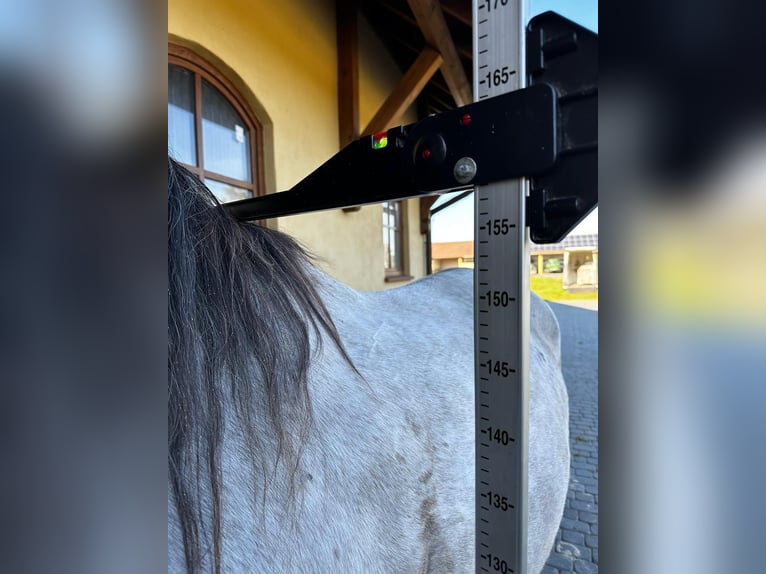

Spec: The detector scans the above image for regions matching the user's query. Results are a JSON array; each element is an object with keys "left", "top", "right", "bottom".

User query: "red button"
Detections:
[{"left": 461, "top": 113, "right": 472, "bottom": 126}]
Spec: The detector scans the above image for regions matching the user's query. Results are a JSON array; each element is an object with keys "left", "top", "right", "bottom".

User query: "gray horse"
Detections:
[{"left": 168, "top": 158, "right": 569, "bottom": 573}]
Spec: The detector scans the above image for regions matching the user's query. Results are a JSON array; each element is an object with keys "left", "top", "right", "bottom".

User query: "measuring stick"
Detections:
[{"left": 473, "top": 1, "right": 529, "bottom": 573}]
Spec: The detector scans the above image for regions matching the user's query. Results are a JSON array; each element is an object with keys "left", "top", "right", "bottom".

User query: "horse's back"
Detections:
[
  {"left": 372, "top": 269, "right": 569, "bottom": 574},
  {"left": 322, "top": 268, "right": 569, "bottom": 573},
  {"left": 316, "top": 268, "right": 477, "bottom": 571}
]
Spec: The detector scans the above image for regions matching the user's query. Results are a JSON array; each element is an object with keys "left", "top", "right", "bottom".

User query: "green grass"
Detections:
[{"left": 531, "top": 276, "right": 598, "bottom": 301}]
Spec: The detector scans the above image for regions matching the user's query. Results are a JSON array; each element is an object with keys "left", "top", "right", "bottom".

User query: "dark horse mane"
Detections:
[{"left": 168, "top": 158, "right": 353, "bottom": 572}]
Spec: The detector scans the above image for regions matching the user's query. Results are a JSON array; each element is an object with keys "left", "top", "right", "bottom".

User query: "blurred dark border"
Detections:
[
  {"left": 0, "top": 1, "right": 168, "bottom": 571},
  {"left": 600, "top": 1, "right": 766, "bottom": 572}
]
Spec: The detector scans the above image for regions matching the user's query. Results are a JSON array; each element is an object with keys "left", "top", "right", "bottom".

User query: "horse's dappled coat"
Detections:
[{"left": 168, "top": 158, "right": 569, "bottom": 573}]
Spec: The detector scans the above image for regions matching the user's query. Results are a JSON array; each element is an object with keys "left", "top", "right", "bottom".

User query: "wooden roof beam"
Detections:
[
  {"left": 420, "top": 195, "right": 439, "bottom": 234},
  {"left": 371, "top": 0, "right": 419, "bottom": 28},
  {"left": 363, "top": 46, "right": 443, "bottom": 135},
  {"left": 441, "top": 0, "right": 472, "bottom": 26},
  {"left": 337, "top": 0, "right": 360, "bottom": 147},
  {"left": 407, "top": 0, "right": 472, "bottom": 106},
  {"left": 458, "top": 44, "right": 473, "bottom": 61}
]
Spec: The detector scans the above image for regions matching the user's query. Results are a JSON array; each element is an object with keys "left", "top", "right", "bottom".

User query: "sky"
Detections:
[{"left": 431, "top": 0, "right": 598, "bottom": 244}]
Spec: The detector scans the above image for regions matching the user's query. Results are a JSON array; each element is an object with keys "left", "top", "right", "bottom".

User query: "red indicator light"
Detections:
[
  {"left": 461, "top": 113, "right": 472, "bottom": 126},
  {"left": 422, "top": 148, "right": 431, "bottom": 159}
]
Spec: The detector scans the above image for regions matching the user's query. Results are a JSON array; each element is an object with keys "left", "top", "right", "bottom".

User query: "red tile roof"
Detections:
[{"left": 431, "top": 241, "right": 474, "bottom": 259}]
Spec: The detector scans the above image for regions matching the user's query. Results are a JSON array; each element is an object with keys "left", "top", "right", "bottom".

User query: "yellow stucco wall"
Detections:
[
  {"left": 404, "top": 198, "right": 427, "bottom": 280},
  {"left": 169, "top": 0, "right": 423, "bottom": 291}
]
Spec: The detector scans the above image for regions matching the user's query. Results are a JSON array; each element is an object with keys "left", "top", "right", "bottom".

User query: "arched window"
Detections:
[{"left": 168, "top": 44, "right": 264, "bottom": 202}]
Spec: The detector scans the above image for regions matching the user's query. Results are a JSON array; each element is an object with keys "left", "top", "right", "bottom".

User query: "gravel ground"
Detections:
[{"left": 542, "top": 302, "right": 598, "bottom": 574}]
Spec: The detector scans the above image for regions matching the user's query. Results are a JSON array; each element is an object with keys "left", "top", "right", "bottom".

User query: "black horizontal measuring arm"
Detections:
[
  {"left": 225, "top": 84, "right": 557, "bottom": 221},
  {"left": 226, "top": 11, "right": 596, "bottom": 244}
]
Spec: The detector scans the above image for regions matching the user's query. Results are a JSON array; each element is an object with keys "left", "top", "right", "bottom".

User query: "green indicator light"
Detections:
[{"left": 372, "top": 131, "right": 388, "bottom": 149}]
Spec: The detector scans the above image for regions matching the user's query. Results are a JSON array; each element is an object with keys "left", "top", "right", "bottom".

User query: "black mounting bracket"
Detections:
[
  {"left": 526, "top": 12, "right": 598, "bottom": 243},
  {"left": 225, "top": 11, "right": 596, "bottom": 245}
]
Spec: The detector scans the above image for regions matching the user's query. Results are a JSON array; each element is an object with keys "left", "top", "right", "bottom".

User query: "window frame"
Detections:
[
  {"left": 168, "top": 43, "right": 265, "bottom": 199},
  {"left": 382, "top": 200, "right": 411, "bottom": 282}
]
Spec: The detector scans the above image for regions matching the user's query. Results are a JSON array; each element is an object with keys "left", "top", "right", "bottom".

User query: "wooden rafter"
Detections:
[
  {"left": 441, "top": 0, "right": 472, "bottom": 26},
  {"left": 337, "top": 0, "right": 360, "bottom": 147},
  {"left": 407, "top": 0, "right": 472, "bottom": 106},
  {"left": 419, "top": 195, "right": 439, "bottom": 234},
  {"left": 363, "top": 46, "right": 443, "bottom": 135},
  {"left": 458, "top": 44, "right": 473, "bottom": 60},
  {"left": 373, "top": 0, "right": 418, "bottom": 27}
]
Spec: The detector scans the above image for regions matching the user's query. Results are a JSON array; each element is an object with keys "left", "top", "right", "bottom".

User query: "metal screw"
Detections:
[{"left": 453, "top": 157, "right": 477, "bottom": 184}]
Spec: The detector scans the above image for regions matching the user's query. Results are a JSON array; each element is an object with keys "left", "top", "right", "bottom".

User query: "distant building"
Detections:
[
  {"left": 431, "top": 241, "right": 475, "bottom": 272},
  {"left": 530, "top": 233, "right": 598, "bottom": 289},
  {"left": 432, "top": 234, "right": 598, "bottom": 290}
]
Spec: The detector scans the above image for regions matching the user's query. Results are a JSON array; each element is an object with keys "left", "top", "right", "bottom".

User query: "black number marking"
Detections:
[
  {"left": 484, "top": 218, "right": 514, "bottom": 235},
  {"left": 486, "top": 426, "right": 515, "bottom": 446},
  {"left": 484, "top": 66, "right": 515, "bottom": 87},
  {"left": 486, "top": 553, "right": 512, "bottom": 573},
  {"left": 485, "top": 490, "right": 513, "bottom": 511},
  {"left": 485, "top": 360, "right": 514, "bottom": 378},
  {"left": 484, "top": 0, "right": 510, "bottom": 12},
  {"left": 483, "top": 290, "right": 514, "bottom": 307}
]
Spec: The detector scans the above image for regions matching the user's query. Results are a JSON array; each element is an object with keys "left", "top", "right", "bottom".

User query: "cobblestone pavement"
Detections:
[
  {"left": 552, "top": 299, "right": 599, "bottom": 312},
  {"left": 543, "top": 303, "right": 598, "bottom": 574}
]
